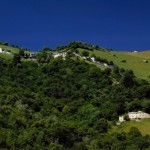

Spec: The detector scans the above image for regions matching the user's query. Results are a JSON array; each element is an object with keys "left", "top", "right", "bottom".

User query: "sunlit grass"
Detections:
[
  {"left": 110, "top": 119, "right": 150, "bottom": 135},
  {"left": 78, "top": 48, "right": 150, "bottom": 80},
  {"left": 0, "top": 53, "right": 12, "bottom": 60}
]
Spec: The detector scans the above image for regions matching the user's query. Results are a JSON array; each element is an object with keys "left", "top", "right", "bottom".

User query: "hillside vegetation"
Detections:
[
  {"left": 1, "top": 42, "right": 150, "bottom": 81},
  {"left": 1, "top": 41, "right": 150, "bottom": 149}
]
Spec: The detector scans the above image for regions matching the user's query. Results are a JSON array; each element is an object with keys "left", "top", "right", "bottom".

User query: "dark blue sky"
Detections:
[{"left": 1, "top": 0, "right": 150, "bottom": 51}]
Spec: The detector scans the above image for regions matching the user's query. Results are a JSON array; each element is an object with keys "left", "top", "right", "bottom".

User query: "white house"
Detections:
[
  {"left": 119, "top": 111, "right": 150, "bottom": 123},
  {"left": 128, "top": 111, "right": 150, "bottom": 120},
  {"left": 0, "top": 48, "right": 12, "bottom": 55},
  {"left": 29, "top": 53, "right": 37, "bottom": 59},
  {"left": 133, "top": 50, "right": 138, "bottom": 53},
  {"left": 91, "top": 57, "right": 95, "bottom": 62},
  {"left": 119, "top": 116, "right": 124, "bottom": 122},
  {"left": 0, "top": 48, "right": 3, "bottom": 53},
  {"left": 53, "top": 52, "right": 66, "bottom": 59}
]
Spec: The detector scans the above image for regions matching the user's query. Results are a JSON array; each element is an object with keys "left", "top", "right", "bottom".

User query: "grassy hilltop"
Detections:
[
  {"left": 0, "top": 44, "right": 31, "bottom": 60},
  {"left": 78, "top": 48, "right": 150, "bottom": 81},
  {"left": 0, "top": 44, "right": 20, "bottom": 53},
  {"left": 1, "top": 42, "right": 150, "bottom": 81}
]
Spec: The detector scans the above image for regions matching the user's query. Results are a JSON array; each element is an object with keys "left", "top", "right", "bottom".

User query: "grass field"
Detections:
[
  {"left": 0, "top": 53, "right": 13, "bottom": 60},
  {"left": 0, "top": 45, "right": 20, "bottom": 54},
  {"left": 111, "top": 119, "right": 150, "bottom": 135},
  {"left": 0, "top": 45, "right": 32, "bottom": 61},
  {"left": 78, "top": 48, "right": 150, "bottom": 81},
  {"left": 0, "top": 45, "right": 30, "bottom": 54}
]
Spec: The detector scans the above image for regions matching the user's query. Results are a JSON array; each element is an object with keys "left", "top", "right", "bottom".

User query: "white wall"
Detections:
[
  {"left": 128, "top": 111, "right": 150, "bottom": 120},
  {"left": 0, "top": 48, "right": 2, "bottom": 53},
  {"left": 119, "top": 116, "right": 124, "bottom": 122}
]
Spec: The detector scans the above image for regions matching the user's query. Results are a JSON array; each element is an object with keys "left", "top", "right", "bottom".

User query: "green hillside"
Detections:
[
  {"left": 0, "top": 45, "right": 32, "bottom": 60},
  {"left": 78, "top": 48, "right": 150, "bottom": 81},
  {"left": 0, "top": 44, "right": 20, "bottom": 54},
  {"left": 0, "top": 53, "right": 12, "bottom": 60},
  {"left": 1, "top": 42, "right": 150, "bottom": 149},
  {"left": 111, "top": 119, "right": 150, "bottom": 136},
  {"left": 1, "top": 42, "right": 150, "bottom": 80}
]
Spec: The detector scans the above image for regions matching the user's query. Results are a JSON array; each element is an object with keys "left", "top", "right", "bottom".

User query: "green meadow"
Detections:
[
  {"left": 0, "top": 45, "right": 30, "bottom": 54},
  {"left": 0, "top": 45, "right": 32, "bottom": 60},
  {"left": 111, "top": 119, "right": 150, "bottom": 135},
  {"left": 0, "top": 44, "right": 20, "bottom": 54},
  {"left": 78, "top": 48, "right": 150, "bottom": 81},
  {"left": 0, "top": 53, "right": 12, "bottom": 60}
]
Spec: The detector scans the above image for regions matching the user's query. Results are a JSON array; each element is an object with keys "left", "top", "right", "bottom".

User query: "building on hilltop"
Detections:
[
  {"left": 52, "top": 52, "right": 66, "bottom": 59},
  {"left": 29, "top": 53, "right": 37, "bottom": 59}
]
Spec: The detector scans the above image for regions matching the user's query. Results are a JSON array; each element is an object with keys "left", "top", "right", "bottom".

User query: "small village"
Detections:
[
  {"left": 52, "top": 51, "right": 114, "bottom": 68},
  {"left": 0, "top": 46, "right": 115, "bottom": 69}
]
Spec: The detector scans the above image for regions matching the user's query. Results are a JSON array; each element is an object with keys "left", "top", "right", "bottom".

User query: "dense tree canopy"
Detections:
[{"left": 0, "top": 53, "right": 150, "bottom": 149}]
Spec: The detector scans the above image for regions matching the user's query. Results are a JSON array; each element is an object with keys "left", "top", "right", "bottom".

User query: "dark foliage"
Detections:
[{"left": 0, "top": 55, "right": 150, "bottom": 149}]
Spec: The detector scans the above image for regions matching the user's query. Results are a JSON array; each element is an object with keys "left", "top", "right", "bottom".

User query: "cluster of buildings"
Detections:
[
  {"left": 119, "top": 111, "right": 150, "bottom": 123},
  {"left": 73, "top": 52, "right": 113, "bottom": 68}
]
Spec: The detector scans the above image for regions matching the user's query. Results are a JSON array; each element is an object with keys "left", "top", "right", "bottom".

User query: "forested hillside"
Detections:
[{"left": 1, "top": 44, "right": 150, "bottom": 149}]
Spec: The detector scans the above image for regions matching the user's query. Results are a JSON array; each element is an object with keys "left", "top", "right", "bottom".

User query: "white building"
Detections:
[
  {"left": 128, "top": 111, "right": 150, "bottom": 120},
  {"left": 119, "top": 111, "right": 150, "bottom": 123},
  {"left": 29, "top": 53, "right": 37, "bottom": 58},
  {"left": 0, "top": 48, "right": 12, "bottom": 55},
  {"left": 91, "top": 57, "right": 95, "bottom": 62},
  {"left": 53, "top": 53, "right": 62, "bottom": 58},
  {"left": 103, "top": 63, "right": 108, "bottom": 67},
  {"left": 53, "top": 52, "right": 66, "bottom": 59},
  {"left": 119, "top": 116, "right": 124, "bottom": 122},
  {"left": 0, "top": 48, "right": 3, "bottom": 53}
]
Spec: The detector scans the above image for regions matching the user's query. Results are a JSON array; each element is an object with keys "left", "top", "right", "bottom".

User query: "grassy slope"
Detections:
[
  {"left": 0, "top": 45, "right": 20, "bottom": 54},
  {"left": 0, "top": 45, "right": 30, "bottom": 54},
  {"left": 0, "top": 45, "right": 31, "bottom": 60},
  {"left": 78, "top": 48, "right": 150, "bottom": 81},
  {"left": 110, "top": 119, "right": 150, "bottom": 135}
]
